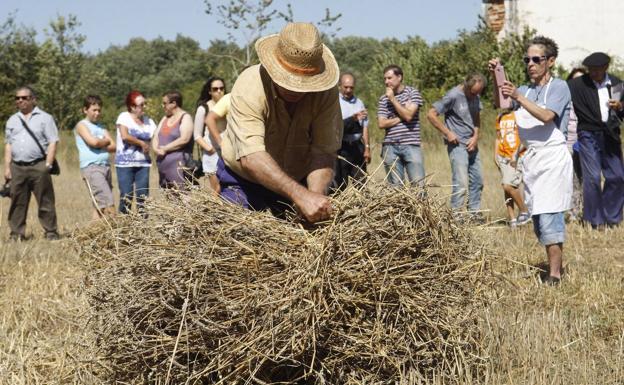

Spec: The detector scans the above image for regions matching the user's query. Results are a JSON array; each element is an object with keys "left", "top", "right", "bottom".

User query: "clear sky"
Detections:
[{"left": 1, "top": 0, "right": 484, "bottom": 54}]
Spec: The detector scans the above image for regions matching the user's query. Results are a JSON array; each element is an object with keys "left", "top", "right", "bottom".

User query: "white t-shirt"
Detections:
[{"left": 114, "top": 111, "right": 157, "bottom": 167}]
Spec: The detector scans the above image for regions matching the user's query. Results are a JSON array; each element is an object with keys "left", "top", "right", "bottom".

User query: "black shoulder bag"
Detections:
[
  {"left": 178, "top": 113, "right": 203, "bottom": 183},
  {"left": 18, "top": 117, "right": 60, "bottom": 175}
]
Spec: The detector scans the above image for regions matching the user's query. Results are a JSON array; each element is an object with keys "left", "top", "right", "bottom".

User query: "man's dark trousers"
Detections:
[
  {"left": 333, "top": 141, "right": 366, "bottom": 191},
  {"left": 8, "top": 160, "right": 58, "bottom": 237},
  {"left": 578, "top": 130, "right": 624, "bottom": 226}
]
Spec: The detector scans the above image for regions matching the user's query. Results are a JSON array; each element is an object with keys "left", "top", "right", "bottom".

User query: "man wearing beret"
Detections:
[
  {"left": 568, "top": 52, "right": 624, "bottom": 228},
  {"left": 217, "top": 22, "right": 342, "bottom": 223}
]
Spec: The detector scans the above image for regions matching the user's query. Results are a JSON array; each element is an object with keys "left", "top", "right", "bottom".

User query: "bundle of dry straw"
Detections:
[{"left": 75, "top": 181, "right": 488, "bottom": 384}]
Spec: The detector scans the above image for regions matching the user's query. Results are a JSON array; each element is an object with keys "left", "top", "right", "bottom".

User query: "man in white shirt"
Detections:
[
  {"left": 569, "top": 52, "right": 624, "bottom": 228},
  {"left": 333, "top": 72, "right": 370, "bottom": 190}
]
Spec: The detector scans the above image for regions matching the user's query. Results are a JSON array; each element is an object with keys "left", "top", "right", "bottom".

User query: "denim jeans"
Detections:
[
  {"left": 447, "top": 144, "right": 483, "bottom": 211},
  {"left": 532, "top": 211, "right": 565, "bottom": 245},
  {"left": 578, "top": 130, "right": 624, "bottom": 226},
  {"left": 381, "top": 144, "right": 425, "bottom": 186},
  {"left": 116, "top": 166, "right": 150, "bottom": 214}
]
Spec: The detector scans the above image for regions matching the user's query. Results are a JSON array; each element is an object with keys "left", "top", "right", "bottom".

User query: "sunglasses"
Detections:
[
  {"left": 211, "top": 87, "right": 225, "bottom": 92},
  {"left": 523, "top": 55, "right": 548, "bottom": 65},
  {"left": 15, "top": 95, "right": 31, "bottom": 101}
]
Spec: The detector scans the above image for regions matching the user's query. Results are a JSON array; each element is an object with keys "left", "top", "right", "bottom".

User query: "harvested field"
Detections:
[
  {"left": 75, "top": 183, "right": 489, "bottom": 384},
  {"left": 1, "top": 137, "right": 623, "bottom": 385}
]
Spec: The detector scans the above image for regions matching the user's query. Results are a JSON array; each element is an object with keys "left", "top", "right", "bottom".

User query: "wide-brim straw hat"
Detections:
[{"left": 255, "top": 22, "right": 339, "bottom": 93}]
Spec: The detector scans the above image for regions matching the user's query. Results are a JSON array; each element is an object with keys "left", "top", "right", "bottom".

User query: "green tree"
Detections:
[
  {"left": 327, "top": 36, "right": 384, "bottom": 107},
  {"left": 36, "top": 15, "right": 105, "bottom": 130},
  {"left": 0, "top": 14, "right": 40, "bottom": 124},
  {"left": 92, "top": 35, "right": 212, "bottom": 103},
  {"left": 203, "top": 0, "right": 341, "bottom": 73}
]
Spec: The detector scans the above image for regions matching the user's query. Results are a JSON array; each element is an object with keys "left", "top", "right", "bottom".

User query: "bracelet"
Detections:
[{"left": 365, "top": 145, "right": 370, "bottom": 148}]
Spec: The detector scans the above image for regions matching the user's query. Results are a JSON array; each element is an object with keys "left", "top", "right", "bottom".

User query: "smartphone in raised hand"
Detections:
[{"left": 494, "top": 63, "right": 511, "bottom": 109}]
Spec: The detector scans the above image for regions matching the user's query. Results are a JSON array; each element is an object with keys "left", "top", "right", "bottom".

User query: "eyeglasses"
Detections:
[
  {"left": 523, "top": 55, "right": 548, "bottom": 65},
  {"left": 211, "top": 87, "right": 225, "bottom": 92},
  {"left": 134, "top": 103, "right": 146, "bottom": 108},
  {"left": 15, "top": 95, "right": 31, "bottom": 101}
]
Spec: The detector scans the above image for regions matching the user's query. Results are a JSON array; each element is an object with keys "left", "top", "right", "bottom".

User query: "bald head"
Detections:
[{"left": 339, "top": 72, "right": 356, "bottom": 99}]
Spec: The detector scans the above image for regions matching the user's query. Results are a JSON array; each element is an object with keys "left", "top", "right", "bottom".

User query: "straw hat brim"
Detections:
[{"left": 255, "top": 34, "right": 339, "bottom": 93}]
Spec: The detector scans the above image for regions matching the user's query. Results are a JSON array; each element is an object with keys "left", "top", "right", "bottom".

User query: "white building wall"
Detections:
[{"left": 498, "top": 0, "right": 624, "bottom": 68}]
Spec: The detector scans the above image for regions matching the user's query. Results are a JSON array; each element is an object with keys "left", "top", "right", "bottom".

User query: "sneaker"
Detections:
[
  {"left": 516, "top": 212, "right": 532, "bottom": 226},
  {"left": 470, "top": 212, "right": 486, "bottom": 225},
  {"left": 541, "top": 275, "right": 561, "bottom": 286},
  {"left": 509, "top": 218, "right": 518, "bottom": 228},
  {"left": 9, "top": 233, "right": 26, "bottom": 242},
  {"left": 45, "top": 232, "right": 60, "bottom": 241}
]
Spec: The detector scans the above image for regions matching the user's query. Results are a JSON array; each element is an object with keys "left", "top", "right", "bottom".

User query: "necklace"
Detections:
[{"left": 532, "top": 75, "right": 552, "bottom": 102}]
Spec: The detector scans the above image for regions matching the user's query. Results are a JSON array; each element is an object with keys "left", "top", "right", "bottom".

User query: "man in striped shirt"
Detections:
[{"left": 377, "top": 64, "right": 425, "bottom": 186}]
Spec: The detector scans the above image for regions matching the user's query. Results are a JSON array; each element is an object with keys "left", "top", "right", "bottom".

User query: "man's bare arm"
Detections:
[
  {"left": 362, "top": 125, "right": 371, "bottom": 163},
  {"left": 240, "top": 151, "right": 332, "bottom": 222},
  {"left": 306, "top": 153, "right": 335, "bottom": 194},
  {"left": 427, "top": 108, "right": 459, "bottom": 144},
  {"left": 4, "top": 143, "right": 12, "bottom": 180},
  {"left": 391, "top": 99, "right": 418, "bottom": 122},
  {"left": 378, "top": 116, "right": 401, "bottom": 129},
  {"left": 45, "top": 141, "right": 57, "bottom": 167}
]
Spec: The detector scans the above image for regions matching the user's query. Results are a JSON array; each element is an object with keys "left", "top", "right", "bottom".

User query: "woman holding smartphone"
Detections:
[{"left": 488, "top": 36, "right": 573, "bottom": 286}]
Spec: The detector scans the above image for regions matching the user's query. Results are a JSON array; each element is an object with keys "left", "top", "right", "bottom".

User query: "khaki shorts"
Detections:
[
  {"left": 496, "top": 154, "right": 523, "bottom": 188},
  {"left": 81, "top": 164, "right": 114, "bottom": 209}
]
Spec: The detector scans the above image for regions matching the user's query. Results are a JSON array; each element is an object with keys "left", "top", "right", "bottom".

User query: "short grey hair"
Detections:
[
  {"left": 464, "top": 72, "right": 487, "bottom": 89},
  {"left": 16, "top": 85, "right": 37, "bottom": 98},
  {"left": 528, "top": 35, "right": 559, "bottom": 59}
]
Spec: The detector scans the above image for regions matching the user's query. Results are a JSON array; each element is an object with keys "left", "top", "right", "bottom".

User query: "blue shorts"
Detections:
[{"left": 532, "top": 212, "right": 566, "bottom": 245}]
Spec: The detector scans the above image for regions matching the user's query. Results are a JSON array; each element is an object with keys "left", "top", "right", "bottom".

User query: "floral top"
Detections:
[{"left": 114, "top": 111, "right": 156, "bottom": 167}]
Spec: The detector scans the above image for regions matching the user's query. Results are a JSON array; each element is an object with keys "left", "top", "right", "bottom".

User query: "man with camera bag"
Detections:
[{"left": 4, "top": 86, "right": 60, "bottom": 241}]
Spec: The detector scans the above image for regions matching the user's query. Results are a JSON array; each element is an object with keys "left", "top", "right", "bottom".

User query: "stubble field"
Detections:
[{"left": 0, "top": 126, "right": 623, "bottom": 384}]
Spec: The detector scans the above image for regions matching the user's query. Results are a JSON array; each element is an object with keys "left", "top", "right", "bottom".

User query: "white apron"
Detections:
[{"left": 516, "top": 79, "right": 573, "bottom": 215}]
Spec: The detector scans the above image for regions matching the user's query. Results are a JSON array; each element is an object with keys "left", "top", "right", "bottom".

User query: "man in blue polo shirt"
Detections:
[
  {"left": 4, "top": 86, "right": 60, "bottom": 241},
  {"left": 333, "top": 72, "right": 370, "bottom": 190},
  {"left": 377, "top": 64, "right": 424, "bottom": 186}
]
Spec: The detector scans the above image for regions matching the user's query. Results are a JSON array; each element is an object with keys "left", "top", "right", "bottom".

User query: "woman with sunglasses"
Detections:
[
  {"left": 489, "top": 36, "right": 573, "bottom": 286},
  {"left": 115, "top": 90, "right": 157, "bottom": 215},
  {"left": 193, "top": 77, "right": 226, "bottom": 192}
]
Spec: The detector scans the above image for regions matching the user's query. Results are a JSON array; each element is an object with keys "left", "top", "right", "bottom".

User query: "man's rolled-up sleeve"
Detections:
[
  {"left": 44, "top": 115, "right": 59, "bottom": 143},
  {"left": 432, "top": 91, "right": 454, "bottom": 115},
  {"left": 5, "top": 120, "right": 15, "bottom": 145},
  {"left": 310, "top": 90, "right": 342, "bottom": 156},
  {"left": 228, "top": 90, "right": 267, "bottom": 160}
]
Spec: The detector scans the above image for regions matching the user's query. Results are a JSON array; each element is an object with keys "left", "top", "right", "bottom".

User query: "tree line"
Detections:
[{"left": 2, "top": 12, "right": 570, "bottom": 142}]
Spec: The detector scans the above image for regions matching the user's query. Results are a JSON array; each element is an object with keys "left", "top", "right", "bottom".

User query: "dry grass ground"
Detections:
[{"left": 0, "top": 130, "right": 623, "bottom": 384}]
